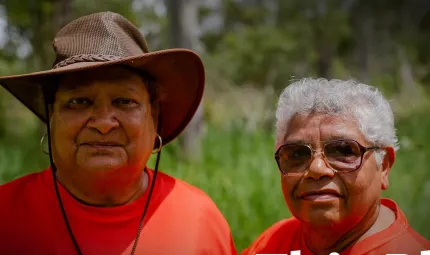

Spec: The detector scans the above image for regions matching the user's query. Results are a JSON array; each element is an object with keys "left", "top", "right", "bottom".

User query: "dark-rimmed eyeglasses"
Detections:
[{"left": 274, "top": 139, "right": 380, "bottom": 174}]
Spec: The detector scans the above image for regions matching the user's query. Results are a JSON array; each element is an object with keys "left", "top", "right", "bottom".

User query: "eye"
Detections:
[
  {"left": 327, "top": 142, "right": 358, "bottom": 156},
  {"left": 280, "top": 145, "right": 310, "bottom": 161},
  {"left": 114, "top": 98, "right": 138, "bottom": 107},
  {"left": 325, "top": 140, "right": 361, "bottom": 163},
  {"left": 289, "top": 146, "right": 310, "bottom": 160},
  {"left": 278, "top": 145, "right": 311, "bottom": 170},
  {"left": 70, "top": 98, "right": 89, "bottom": 104},
  {"left": 67, "top": 98, "right": 91, "bottom": 108}
]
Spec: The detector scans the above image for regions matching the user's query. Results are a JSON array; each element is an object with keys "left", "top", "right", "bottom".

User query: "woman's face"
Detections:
[
  {"left": 278, "top": 113, "right": 394, "bottom": 230},
  {"left": 50, "top": 66, "right": 157, "bottom": 175}
]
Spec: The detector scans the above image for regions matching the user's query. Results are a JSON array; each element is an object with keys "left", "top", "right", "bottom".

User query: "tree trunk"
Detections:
[
  {"left": 315, "top": 39, "right": 332, "bottom": 78},
  {"left": 354, "top": 4, "right": 373, "bottom": 83},
  {"left": 36, "top": 0, "right": 74, "bottom": 136},
  {"left": 314, "top": 0, "right": 332, "bottom": 78},
  {"left": 398, "top": 46, "right": 419, "bottom": 96},
  {"left": 54, "top": 0, "right": 74, "bottom": 32},
  {"left": 167, "top": 0, "right": 205, "bottom": 162}
]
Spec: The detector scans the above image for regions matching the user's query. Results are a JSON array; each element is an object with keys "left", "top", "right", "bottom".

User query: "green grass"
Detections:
[
  {"left": 0, "top": 129, "right": 49, "bottom": 184},
  {"left": 382, "top": 110, "right": 430, "bottom": 238},
  {"left": 152, "top": 124, "right": 291, "bottom": 250},
  {"left": 152, "top": 114, "right": 430, "bottom": 251},
  {"left": 1, "top": 110, "right": 429, "bottom": 252}
]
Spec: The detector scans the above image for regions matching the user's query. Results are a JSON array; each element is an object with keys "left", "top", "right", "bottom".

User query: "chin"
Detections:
[
  {"left": 78, "top": 158, "right": 126, "bottom": 173},
  {"left": 304, "top": 215, "right": 340, "bottom": 229},
  {"left": 293, "top": 206, "right": 342, "bottom": 228},
  {"left": 298, "top": 208, "right": 344, "bottom": 229}
]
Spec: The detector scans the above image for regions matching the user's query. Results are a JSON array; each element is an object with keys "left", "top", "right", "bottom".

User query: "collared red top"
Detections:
[{"left": 241, "top": 198, "right": 430, "bottom": 255}]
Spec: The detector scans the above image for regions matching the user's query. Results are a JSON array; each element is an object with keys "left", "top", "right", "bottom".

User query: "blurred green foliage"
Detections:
[
  {"left": 0, "top": 0, "right": 430, "bottom": 252},
  {"left": 1, "top": 108, "right": 429, "bottom": 251},
  {"left": 153, "top": 110, "right": 430, "bottom": 251}
]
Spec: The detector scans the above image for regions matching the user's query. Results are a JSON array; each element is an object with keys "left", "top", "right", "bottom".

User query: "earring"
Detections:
[
  {"left": 152, "top": 134, "right": 162, "bottom": 154},
  {"left": 40, "top": 133, "right": 49, "bottom": 155}
]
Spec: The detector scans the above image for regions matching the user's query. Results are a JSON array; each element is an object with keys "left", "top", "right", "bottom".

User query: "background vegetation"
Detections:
[{"left": 0, "top": 0, "right": 429, "bottom": 251}]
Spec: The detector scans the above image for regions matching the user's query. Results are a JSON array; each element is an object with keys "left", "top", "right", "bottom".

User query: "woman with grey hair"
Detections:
[{"left": 242, "top": 78, "right": 429, "bottom": 255}]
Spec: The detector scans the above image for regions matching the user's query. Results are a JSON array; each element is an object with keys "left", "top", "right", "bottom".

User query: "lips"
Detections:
[
  {"left": 297, "top": 189, "right": 343, "bottom": 200},
  {"left": 80, "top": 141, "right": 122, "bottom": 146}
]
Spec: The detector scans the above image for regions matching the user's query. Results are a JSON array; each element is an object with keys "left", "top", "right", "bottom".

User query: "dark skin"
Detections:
[
  {"left": 279, "top": 113, "right": 396, "bottom": 255},
  {"left": 49, "top": 66, "right": 158, "bottom": 207}
]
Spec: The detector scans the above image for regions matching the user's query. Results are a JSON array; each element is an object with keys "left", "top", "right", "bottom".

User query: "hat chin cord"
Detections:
[{"left": 43, "top": 93, "right": 161, "bottom": 255}]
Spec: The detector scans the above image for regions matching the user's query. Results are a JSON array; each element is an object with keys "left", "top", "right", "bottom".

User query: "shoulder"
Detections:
[
  {"left": 149, "top": 169, "right": 237, "bottom": 254},
  {"left": 361, "top": 198, "right": 430, "bottom": 254},
  {"left": 148, "top": 167, "right": 228, "bottom": 222},
  {"left": 150, "top": 168, "right": 221, "bottom": 210},
  {"left": 382, "top": 198, "right": 430, "bottom": 247},
  {"left": 0, "top": 169, "right": 49, "bottom": 223},
  {"left": 241, "top": 217, "right": 302, "bottom": 255},
  {"left": 368, "top": 224, "right": 430, "bottom": 254},
  {"left": 404, "top": 225, "right": 430, "bottom": 249},
  {"left": 0, "top": 170, "right": 47, "bottom": 198}
]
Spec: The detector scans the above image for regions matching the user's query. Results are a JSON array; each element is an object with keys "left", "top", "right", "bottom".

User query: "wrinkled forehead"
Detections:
[
  {"left": 57, "top": 66, "right": 142, "bottom": 91},
  {"left": 41, "top": 67, "right": 149, "bottom": 107},
  {"left": 281, "top": 112, "right": 366, "bottom": 145}
]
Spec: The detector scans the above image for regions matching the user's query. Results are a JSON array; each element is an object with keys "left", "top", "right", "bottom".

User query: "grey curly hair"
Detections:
[{"left": 275, "top": 78, "right": 399, "bottom": 166}]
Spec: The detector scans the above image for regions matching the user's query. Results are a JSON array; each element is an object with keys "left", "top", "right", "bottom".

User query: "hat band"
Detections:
[{"left": 53, "top": 54, "right": 123, "bottom": 69}]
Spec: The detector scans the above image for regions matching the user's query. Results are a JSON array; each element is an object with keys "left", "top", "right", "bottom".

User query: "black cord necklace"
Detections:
[
  {"left": 51, "top": 159, "right": 160, "bottom": 255},
  {"left": 49, "top": 151, "right": 160, "bottom": 255}
]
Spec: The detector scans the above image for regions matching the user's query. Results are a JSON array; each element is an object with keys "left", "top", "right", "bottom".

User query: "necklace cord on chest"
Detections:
[{"left": 130, "top": 151, "right": 160, "bottom": 255}]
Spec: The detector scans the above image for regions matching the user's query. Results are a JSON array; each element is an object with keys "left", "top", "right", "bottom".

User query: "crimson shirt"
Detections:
[
  {"left": 0, "top": 167, "right": 237, "bottom": 255},
  {"left": 241, "top": 198, "right": 430, "bottom": 255}
]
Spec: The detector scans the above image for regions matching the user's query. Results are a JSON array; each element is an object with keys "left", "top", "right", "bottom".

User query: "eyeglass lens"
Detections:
[{"left": 277, "top": 140, "right": 362, "bottom": 173}]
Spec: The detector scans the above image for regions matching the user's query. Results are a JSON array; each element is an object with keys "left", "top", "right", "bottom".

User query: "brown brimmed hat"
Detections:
[{"left": 0, "top": 11, "right": 205, "bottom": 147}]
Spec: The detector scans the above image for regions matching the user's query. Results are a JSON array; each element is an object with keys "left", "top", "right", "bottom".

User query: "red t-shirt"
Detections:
[
  {"left": 241, "top": 198, "right": 430, "bottom": 255},
  {"left": 0, "top": 167, "right": 237, "bottom": 255}
]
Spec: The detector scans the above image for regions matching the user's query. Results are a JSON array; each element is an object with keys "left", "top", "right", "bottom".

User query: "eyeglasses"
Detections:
[{"left": 274, "top": 139, "right": 380, "bottom": 174}]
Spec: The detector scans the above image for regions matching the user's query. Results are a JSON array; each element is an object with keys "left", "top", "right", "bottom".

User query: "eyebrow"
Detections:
[
  {"left": 324, "top": 132, "right": 360, "bottom": 141},
  {"left": 125, "top": 87, "right": 138, "bottom": 93},
  {"left": 283, "top": 134, "right": 359, "bottom": 144},
  {"left": 58, "top": 84, "right": 140, "bottom": 94},
  {"left": 282, "top": 138, "right": 306, "bottom": 144},
  {"left": 57, "top": 83, "right": 89, "bottom": 92}
]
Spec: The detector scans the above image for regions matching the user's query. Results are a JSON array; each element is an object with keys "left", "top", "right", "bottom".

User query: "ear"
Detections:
[
  {"left": 381, "top": 147, "right": 395, "bottom": 190},
  {"left": 152, "top": 112, "right": 159, "bottom": 134},
  {"left": 48, "top": 104, "right": 54, "bottom": 119},
  {"left": 150, "top": 103, "right": 160, "bottom": 131}
]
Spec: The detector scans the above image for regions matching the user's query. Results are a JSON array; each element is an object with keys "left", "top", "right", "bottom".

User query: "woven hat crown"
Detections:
[
  {"left": 0, "top": 11, "right": 205, "bottom": 149},
  {"left": 52, "top": 12, "right": 150, "bottom": 69}
]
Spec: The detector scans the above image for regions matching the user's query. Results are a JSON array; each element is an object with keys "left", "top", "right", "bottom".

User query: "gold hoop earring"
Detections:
[
  {"left": 152, "top": 134, "right": 162, "bottom": 154},
  {"left": 40, "top": 133, "right": 49, "bottom": 155}
]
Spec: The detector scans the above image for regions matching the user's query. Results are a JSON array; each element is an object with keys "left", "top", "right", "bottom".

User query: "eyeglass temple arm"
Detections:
[{"left": 363, "top": 146, "right": 381, "bottom": 152}]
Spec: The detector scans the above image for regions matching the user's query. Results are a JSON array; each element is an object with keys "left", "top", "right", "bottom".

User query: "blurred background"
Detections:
[{"left": 0, "top": 0, "right": 429, "bottom": 251}]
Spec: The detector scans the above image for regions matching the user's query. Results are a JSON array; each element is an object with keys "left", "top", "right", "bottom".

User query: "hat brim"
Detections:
[{"left": 0, "top": 48, "right": 205, "bottom": 147}]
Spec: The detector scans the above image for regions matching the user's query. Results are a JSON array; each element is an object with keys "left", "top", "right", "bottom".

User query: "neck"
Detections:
[
  {"left": 303, "top": 201, "right": 393, "bottom": 254},
  {"left": 55, "top": 166, "right": 149, "bottom": 207}
]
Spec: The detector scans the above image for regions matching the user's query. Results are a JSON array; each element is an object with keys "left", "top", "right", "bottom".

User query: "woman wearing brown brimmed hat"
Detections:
[{"left": 0, "top": 12, "right": 237, "bottom": 255}]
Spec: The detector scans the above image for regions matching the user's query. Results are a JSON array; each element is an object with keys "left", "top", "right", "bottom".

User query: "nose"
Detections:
[
  {"left": 303, "top": 151, "right": 336, "bottom": 180},
  {"left": 86, "top": 103, "right": 119, "bottom": 134}
]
